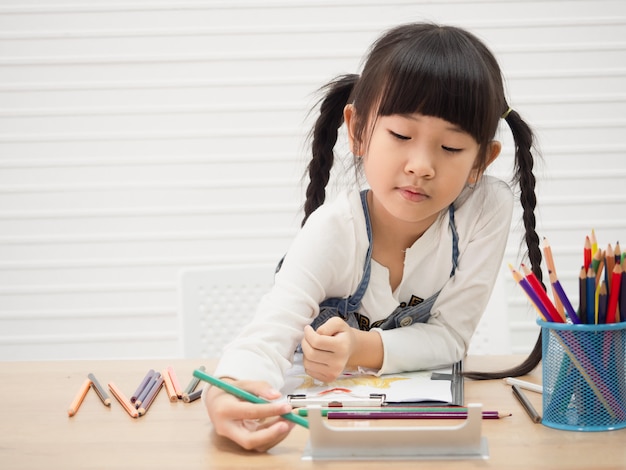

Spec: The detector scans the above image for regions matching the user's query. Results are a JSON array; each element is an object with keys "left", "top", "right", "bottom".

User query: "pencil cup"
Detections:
[{"left": 539, "top": 319, "right": 626, "bottom": 431}]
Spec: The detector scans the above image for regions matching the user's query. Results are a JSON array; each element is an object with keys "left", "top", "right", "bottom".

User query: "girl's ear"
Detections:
[
  {"left": 343, "top": 104, "right": 361, "bottom": 156},
  {"left": 486, "top": 140, "right": 502, "bottom": 167},
  {"left": 468, "top": 141, "right": 502, "bottom": 184}
]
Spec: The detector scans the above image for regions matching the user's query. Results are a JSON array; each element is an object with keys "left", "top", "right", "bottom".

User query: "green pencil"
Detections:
[{"left": 192, "top": 369, "right": 309, "bottom": 429}]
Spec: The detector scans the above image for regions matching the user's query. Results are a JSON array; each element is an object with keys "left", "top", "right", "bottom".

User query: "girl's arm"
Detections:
[
  {"left": 378, "top": 178, "right": 514, "bottom": 374},
  {"left": 212, "top": 192, "right": 367, "bottom": 390}
]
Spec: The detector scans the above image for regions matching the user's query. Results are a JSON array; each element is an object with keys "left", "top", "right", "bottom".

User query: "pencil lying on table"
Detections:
[
  {"left": 512, "top": 384, "right": 541, "bottom": 423},
  {"left": 88, "top": 373, "right": 111, "bottom": 407},
  {"left": 326, "top": 410, "right": 510, "bottom": 420},
  {"left": 108, "top": 382, "right": 139, "bottom": 418},
  {"left": 68, "top": 378, "right": 91, "bottom": 417},
  {"left": 297, "top": 406, "right": 505, "bottom": 417}
]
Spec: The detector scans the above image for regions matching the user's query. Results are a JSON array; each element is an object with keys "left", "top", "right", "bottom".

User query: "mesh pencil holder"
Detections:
[{"left": 539, "top": 319, "right": 626, "bottom": 431}]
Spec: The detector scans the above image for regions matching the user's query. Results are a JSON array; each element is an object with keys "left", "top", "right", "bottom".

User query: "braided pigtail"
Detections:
[
  {"left": 465, "top": 108, "right": 543, "bottom": 380},
  {"left": 302, "top": 74, "right": 358, "bottom": 226}
]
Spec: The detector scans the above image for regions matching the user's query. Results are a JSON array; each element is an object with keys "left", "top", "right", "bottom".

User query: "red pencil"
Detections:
[
  {"left": 606, "top": 264, "right": 622, "bottom": 323},
  {"left": 521, "top": 264, "right": 564, "bottom": 323},
  {"left": 584, "top": 236, "right": 592, "bottom": 270}
]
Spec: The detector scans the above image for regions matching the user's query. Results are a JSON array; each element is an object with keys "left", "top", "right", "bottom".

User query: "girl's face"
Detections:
[{"left": 345, "top": 106, "right": 500, "bottom": 237}]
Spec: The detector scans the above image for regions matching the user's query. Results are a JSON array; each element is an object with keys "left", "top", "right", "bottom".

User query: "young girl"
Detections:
[{"left": 204, "top": 22, "right": 543, "bottom": 451}]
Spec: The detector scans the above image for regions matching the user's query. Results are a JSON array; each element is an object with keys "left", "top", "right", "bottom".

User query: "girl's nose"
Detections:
[{"left": 404, "top": 148, "right": 435, "bottom": 178}]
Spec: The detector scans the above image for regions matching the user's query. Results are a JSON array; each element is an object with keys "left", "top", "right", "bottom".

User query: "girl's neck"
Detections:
[
  {"left": 366, "top": 191, "right": 435, "bottom": 252},
  {"left": 366, "top": 191, "right": 439, "bottom": 292}
]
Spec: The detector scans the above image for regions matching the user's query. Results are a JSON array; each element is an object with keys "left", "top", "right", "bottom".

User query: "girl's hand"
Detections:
[
  {"left": 301, "top": 317, "right": 356, "bottom": 382},
  {"left": 204, "top": 379, "right": 296, "bottom": 452}
]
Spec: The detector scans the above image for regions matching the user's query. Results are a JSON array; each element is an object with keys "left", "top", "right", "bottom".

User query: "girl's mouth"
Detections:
[{"left": 398, "top": 187, "right": 429, "bottom": 203}]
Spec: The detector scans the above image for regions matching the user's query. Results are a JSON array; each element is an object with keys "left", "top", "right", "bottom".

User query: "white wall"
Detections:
[{"left": 1, "top": 0, "right": 624, "bottom": 360}]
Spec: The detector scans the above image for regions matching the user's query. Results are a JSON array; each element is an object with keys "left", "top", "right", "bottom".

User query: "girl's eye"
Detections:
[
  {"left": 442, "top": 145, "right": 463, "bottom": 153},
  {"left": 390, "top": 130, "right": 411, "bottom": 140}
]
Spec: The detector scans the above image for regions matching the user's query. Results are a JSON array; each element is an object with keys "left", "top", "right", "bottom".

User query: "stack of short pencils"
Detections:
[{"left": 510, "top": 230, "right": 625, "bottom": 325}]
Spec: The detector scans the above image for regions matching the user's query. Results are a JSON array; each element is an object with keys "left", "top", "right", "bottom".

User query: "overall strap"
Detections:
[
  {"left": 318, "top": 190, "right": 372, "bottom": 314},
  {"left": 448, "top": 204, "right": 459, "bottom": 277}
]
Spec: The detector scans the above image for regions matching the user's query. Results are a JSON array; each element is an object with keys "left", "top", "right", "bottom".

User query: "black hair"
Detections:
[{"left": 303, "top": 23, "right": 543, "bottom": 379}]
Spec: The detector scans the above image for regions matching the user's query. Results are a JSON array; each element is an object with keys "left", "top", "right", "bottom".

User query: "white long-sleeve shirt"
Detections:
[{"left": 213, "top": 175, "right": 513, "bottom": 390}]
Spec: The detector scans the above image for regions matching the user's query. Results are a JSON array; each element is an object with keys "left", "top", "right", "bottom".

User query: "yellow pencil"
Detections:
[{"left": 590, "top": 229, "right": 598, "bottom": 257}]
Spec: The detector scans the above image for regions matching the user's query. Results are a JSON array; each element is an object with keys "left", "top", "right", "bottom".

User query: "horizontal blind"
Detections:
[{"left": 0, "top": 0, "right": 624, "bottom": 359}]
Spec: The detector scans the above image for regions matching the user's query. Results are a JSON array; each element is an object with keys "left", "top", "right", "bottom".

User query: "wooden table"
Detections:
[{"left": 2, "top": 356, "right": 625, "bottom": 469}]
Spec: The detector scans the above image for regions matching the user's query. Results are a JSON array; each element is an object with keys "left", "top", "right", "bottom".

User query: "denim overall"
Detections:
[{"left": 308, "top": 190, "right": 459, "bottom": 333}]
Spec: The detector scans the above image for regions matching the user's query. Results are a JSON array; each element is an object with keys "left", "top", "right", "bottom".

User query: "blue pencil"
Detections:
[{"left": 192, "top": 369, "right": 309, "bottom": 429}]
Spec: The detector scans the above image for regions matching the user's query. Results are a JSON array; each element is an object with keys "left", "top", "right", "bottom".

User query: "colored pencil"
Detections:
[
  {"left": 504, "top": 377, "right": 544, "bottom": 394},
  {"left": 543, "top": 238, "right": 566, "bottom": 321},
  {"left": 578, "top": 266, "right": 587, "bottom": 323},
  {"left": 509, "top": 264, "right": 552, "bottom": 321},
  {"left": 299, "top": 406, "right": 481, "bottom": 417},
  {"left": 108, "top": 382, "right": 139, "bottom": 418},
  {"left": 167, "top": 366, "right": 183, "bottom": 399},
  {"left": 606, "top": 244, "right": 615, "bottom": 290},
  {"left": 68, "top": 378, "right": 92, "bottom": 417},
  {"left": 138, "top": 375, "right": 164, "bottom": 416},
  {"left": 548, "top": 270, "right": 581, "bottom": 324},
  {"left": 162, "top": 368, "right": 178, "bottom": 402},
  {"left": 326, "top": 410, "right": 509, "bottom": 420},
  {"left": 586, "top": 267, "right": 596, "bottom": 324},
  {"left": 88, "top": 373, "right": 111, "bottom": 407},
  {"left": 183, "top": 389, "right": 203, "bottom": 403},
  {"left": 135, "top": 373, "right": 159, "bottom": 408},
  {"left": 617, "top": 266, "right": 626, "bottom": 321},
  {"left": 131, "top": 369, "right": 155, "bottom": 404},
  {"left": 512, "top": 385, "right": 541, "bottom": 423},
  {"left": 590, "top": 229, "right": 598, "bottom": 257},
  {"left": 595, "top": 255, "right": 605, "bottom": 287},
  {"left": 584, "top": 236, "right": 592, "bottom": 270},
  {"left": 521, "top": 264, "right": 563, "bottom": 322},
  {"left": 597, "top": 281, "right": 608, "bottom": 325},
  {"left": 192, "top": 369, "right": 309, "bottom": 429},
  {"left": 183, "top": 365, "right": 205, "bottom": 399},
  {"left": 606, "top": 264, "right": 622, "bottom": 323},
  {"left": 591, "top": 248, "right": 603, "bottom": 275}
]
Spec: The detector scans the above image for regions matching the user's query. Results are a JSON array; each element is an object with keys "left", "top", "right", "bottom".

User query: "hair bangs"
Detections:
[{"left": 375, "top": 28, "right": 498, "bottom": 145}]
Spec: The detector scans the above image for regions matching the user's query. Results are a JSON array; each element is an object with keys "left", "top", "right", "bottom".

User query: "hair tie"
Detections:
[{"left": 501, "top": 107, "right": 513, "bottom": 119}]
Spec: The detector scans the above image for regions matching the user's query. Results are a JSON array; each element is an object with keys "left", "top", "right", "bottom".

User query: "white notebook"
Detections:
[{"left": 281, "top": 355, "right": 463, "bottom": 407}]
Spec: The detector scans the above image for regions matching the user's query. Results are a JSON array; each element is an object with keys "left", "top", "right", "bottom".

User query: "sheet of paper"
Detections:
[{"left": 281, "top": 355, "right": 453, "bottom": 405}]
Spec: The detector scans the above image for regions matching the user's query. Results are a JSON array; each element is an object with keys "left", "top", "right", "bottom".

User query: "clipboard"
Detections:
[
  {"left": 283, "top": 357, "right": 464, "bottom": 408},
  {"left": 302, "top": 403, "right": 488, "bottom": 461},
  {"left": 288, "top": 392, "right": 386, "bottom": 407}
]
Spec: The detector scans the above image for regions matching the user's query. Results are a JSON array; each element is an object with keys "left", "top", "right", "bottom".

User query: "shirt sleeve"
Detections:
[
  {"left": 378, "top": 178, "right": 514, "bottom": 374},
  {"left": 212, "top": 193, "right": 366, "bottom": 390}
]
